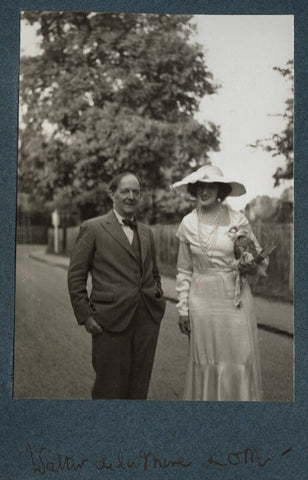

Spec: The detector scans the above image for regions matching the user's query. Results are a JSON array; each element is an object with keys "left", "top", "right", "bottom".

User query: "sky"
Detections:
[
  {"left": 192, "top": 15, "right": 294, "bottom": 209},
  {"left": 20, "top": 14, "right": 294, "bottom": 209}
]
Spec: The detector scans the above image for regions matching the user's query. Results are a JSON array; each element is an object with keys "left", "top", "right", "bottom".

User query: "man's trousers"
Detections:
[{"left": 91, "top": 299, "right": 160, "bottom": 400}]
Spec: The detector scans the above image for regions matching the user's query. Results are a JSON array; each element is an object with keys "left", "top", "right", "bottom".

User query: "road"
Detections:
[{"left": 14, "top": 245, "right": 293, "bottom": 401}]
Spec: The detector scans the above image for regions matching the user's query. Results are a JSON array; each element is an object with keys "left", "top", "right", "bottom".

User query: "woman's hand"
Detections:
[{"left": 178, "top": 315, "right": 191, "bottom": 335}]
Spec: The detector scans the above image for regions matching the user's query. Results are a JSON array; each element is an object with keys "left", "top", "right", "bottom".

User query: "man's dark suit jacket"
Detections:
[{"left": 68, "top": 210, "right": 166, "bottom": 332}]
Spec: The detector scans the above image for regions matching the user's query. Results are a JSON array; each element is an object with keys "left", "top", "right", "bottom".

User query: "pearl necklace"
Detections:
[{"left": 197, "top": 204, "right": 222, "bottom": 257}]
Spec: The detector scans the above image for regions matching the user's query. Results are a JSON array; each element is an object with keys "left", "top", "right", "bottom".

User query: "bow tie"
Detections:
[{"left": 122, "top": 218, "right": 137, "bottom": 230}]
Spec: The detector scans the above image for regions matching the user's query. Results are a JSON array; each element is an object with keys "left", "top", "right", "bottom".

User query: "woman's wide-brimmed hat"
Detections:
[{"left": 170, "top": 165, "right": 246, "bottom": 197}]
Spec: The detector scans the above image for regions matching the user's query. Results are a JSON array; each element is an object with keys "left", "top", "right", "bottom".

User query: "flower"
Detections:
[{"left": 227, "top": 225, "right": 275, "bottom": 307}]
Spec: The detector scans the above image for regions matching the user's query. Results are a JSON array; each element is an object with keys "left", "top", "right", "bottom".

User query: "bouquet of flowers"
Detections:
[{"left": 228, "top": 226, "right": 275, "bottom": 307}]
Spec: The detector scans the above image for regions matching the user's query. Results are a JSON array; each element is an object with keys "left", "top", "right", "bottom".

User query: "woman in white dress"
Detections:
[{"left": 171, "top": 165, "right": 268, "bottom": 401}]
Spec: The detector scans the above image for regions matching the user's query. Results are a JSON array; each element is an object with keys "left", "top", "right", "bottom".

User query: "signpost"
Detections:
[{"left": 51, "top": 210, "right": 60, "bottom": 254}]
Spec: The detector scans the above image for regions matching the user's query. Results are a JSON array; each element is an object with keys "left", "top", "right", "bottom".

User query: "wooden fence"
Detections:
[
  {"left": 151, "top": 222, "right": 293, "bottom": 301},
  {"left": 49, "top": 222, "right": 293, "bottom": 301},
  {"left": 16, "top": 225, "right": 48, "bottom": 244}
]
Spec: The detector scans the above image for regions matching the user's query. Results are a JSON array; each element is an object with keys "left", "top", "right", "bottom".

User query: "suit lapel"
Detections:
[
  {"left": 137, "top": 222, "right": 147, "bottom": 267},
  {"left": 101, "top": 210, "right": 136, "bottom": 260}
]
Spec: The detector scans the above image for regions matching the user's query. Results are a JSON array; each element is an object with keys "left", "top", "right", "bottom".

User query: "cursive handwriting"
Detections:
[
  {"left": 26, "top": 443, "right": 192, "bottom": 475},
  {"left": 139, "top": 449, "right": 192, "bottom": 471},
  {"left": 208, "top": 446, "right": 293, "bottom": 468},
  {"left": 26, "top": 443, "right": 293, "bottom": 475},
  {"left": 26, "top": 443, "right": 89, "bottom": 475}
]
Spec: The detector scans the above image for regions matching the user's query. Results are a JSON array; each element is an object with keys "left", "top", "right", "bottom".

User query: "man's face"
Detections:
[{"left": 111, "top": 174, "right": 140, "bottom": 218}]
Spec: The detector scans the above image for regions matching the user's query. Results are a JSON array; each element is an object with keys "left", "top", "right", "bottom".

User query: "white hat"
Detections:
[{"left": 170, "top": 165, "right": 246, "bottom": 197}]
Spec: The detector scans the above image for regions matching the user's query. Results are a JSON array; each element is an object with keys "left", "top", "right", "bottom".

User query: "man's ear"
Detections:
[{"left": 108, "top": 189, "right": 114, "bottom": 201}]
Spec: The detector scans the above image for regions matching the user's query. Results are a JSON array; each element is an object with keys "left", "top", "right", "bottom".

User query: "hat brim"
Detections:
[{"left": 171, "top": 175, "right": 246, "bottom": 197}]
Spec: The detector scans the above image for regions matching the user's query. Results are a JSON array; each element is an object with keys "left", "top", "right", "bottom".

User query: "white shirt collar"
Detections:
[{"left": 113, "top": 209, "right": 134, "bottom": 225}]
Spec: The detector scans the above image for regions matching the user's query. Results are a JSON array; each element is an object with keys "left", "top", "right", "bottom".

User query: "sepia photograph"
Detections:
[{"left": 14, "top": 12, "right": 294, "bottom": 402}]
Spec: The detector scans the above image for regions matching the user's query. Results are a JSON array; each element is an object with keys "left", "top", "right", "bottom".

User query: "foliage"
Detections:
[
  {"left": 19, "top": 12, "right": 220, "bottom": 222},
  {"left": 17, "top": 193, "right": 50, "bottom": 226},
  {"left": 244, "top": 186, "right": 293, "bottom": 224},
  {"left": 250, "top": 60, "right": 293, "bottom": 187}
]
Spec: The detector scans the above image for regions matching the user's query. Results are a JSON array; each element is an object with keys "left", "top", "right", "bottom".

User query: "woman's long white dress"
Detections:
[{"left": 176, "top": 206, "right": 264, "bottom": 401}]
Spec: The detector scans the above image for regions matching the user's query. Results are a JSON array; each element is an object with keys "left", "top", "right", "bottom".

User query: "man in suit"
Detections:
[{"left": 68, "top": 172, "right": 166, "bottom": 399}]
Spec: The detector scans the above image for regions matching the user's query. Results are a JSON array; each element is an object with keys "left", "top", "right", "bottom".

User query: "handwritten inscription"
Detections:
[
  {"left": 26, "top": 443, "right": 192, "bottom": 475},
  {"left": 208, "top": 446, "right": 293, "bottom": 468},
  {"left": 26, "top": 443, "right": 293, "bottom": 475}
]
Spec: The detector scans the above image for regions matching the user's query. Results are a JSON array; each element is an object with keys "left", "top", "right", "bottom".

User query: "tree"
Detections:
[
  {"left": 244, "top": 186, "right": 293, "bottom": 224},
  {"left": 19, "top": 12, "right": 219, "bottom": 222},
  {"left": 250, "top": 60, "right": 293, "bottom": 187}
]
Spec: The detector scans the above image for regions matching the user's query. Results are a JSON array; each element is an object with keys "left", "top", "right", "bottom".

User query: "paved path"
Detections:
[
  {"left": 29, "top": 245, "right": 294, "bottom": 336},
  {"left": 15, "top": 245, "right": 293, "bottom": 401}
]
